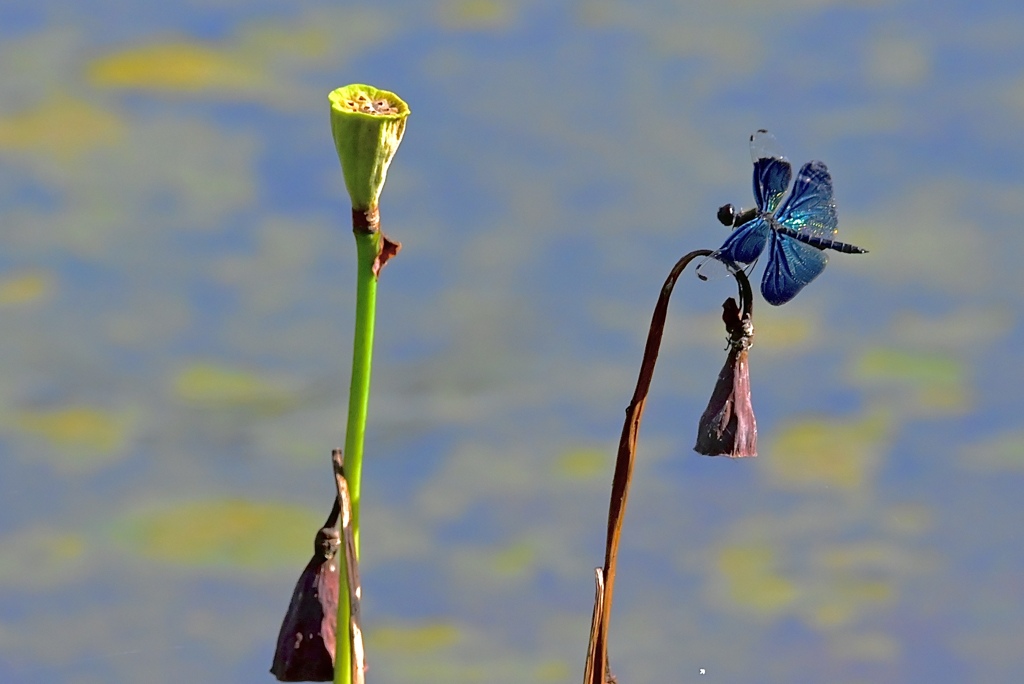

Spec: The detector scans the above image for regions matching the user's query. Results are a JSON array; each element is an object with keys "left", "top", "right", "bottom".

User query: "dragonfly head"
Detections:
[{"left": 717, "top": 203, "right": 737, "bottom": 227}]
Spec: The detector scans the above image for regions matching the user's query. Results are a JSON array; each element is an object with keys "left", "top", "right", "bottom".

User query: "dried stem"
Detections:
[
  {"left": 332, "top": 450, "right": 366, "bottom": 684},
  {"left": 582, "top": 568, "right": 605, "bottom": 684},
  {"left": 585, "top": 250, "right": 754, "bottom": 684}
]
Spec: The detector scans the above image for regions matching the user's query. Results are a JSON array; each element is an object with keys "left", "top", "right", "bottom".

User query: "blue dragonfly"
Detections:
[{"left": 701, "top": 129, "right": 867, "bottom": 305}]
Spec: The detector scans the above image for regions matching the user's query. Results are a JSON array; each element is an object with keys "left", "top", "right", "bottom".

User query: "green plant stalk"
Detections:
[
  {"left": 344, "top": 227, "right": 380, "bottom": 553},
  {"left": 327, "top": 83, "right": 407, "bottom": 684},
  {"left": 334, "top": 228, "right": 380, "bottom": 684}
]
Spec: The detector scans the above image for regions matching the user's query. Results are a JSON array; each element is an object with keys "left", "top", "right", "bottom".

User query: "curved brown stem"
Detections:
[{"left": 586, "top": 250, "right": 754, "bottom": 684}]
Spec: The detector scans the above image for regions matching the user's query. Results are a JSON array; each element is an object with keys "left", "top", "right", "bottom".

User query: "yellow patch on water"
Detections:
[
  {"left": 115, "top": 499, "right": 317, "bottom": 570},
  {"left": 763, "top": 415, "right": 889, "bottom": 491},
  {"left": 16, "top": 406, "right": 127, "bottom": 456},
  {"left": 171, "top": 362, "right": 297, "bottom": 410},
  {"left": 891, "top": 307, "right": 1010, "bottom": 349},
  {"left": 866, "top": 35, "right": 930, "bottom": 88},
  {"left": 0, "top": 526, "right": 86, "bottom": 588},
  {"left": 816, "top": 541, "right": 915, "bottom": 574},
  {"left": 0, "top": 271, "right": 54, "bottom": 306},
  {"left": 380, "top": 645, "right": 566, "bottom": 684},
  {"left": 553, "top": 446, "right": 609, "bottom": 479},
  {"left": 716, "top": 544, "right": 797, "bottom": 616},
  {"left": 0, "top": 97, "right": 122, "bottom": 158},
  {"left": 855, "top": 347, "right": 962, "bottom": 384},
  {"left": 752, "top": 313, "right": 819, "bottom": 353},
  {"left": 808, "top": 578, "right": 892, "bottom": 629},
  {"left": 369, "top": 621, "right": 461, "bottom": 652},
  {"left": 234, "top": 23, "right": 331, "bottom": 62},
  {"left": 881, "top": 504, "right": 930, "bottom": 536},
  {"left": 437, "top": 0, "right": 513, "bottom": 29},
  {"left": 87, "top": 42, "right": 265, "bottom": 93},
  {"left": 959, "top": 430, "right": 1024, "bottom": 471},
  {"left": 533, "top": 660, "right": 571, "bottom": 682},
  {"left": 491, "top": 540, "right": 537, "bottom": 577},
  {"left": 850, "top": 347, "right": 970, "bottom": 415}
]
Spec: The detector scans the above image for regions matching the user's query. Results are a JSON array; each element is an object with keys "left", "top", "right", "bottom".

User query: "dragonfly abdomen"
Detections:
[{"left": 775, "top": 225, "right": 868, "bottom": 254}]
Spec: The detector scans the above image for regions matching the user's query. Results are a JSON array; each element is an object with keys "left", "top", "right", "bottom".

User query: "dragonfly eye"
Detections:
[{"left": 717, "top": 204, "right": 736, "bottom": 227}]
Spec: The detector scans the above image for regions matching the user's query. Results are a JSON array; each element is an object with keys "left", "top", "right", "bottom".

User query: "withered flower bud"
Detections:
[
  {"left": 694, "top": 297, "right": 757, "bottom": 458},
  {"left": 271, "top": 517, "right": 341, "bottom": 682}
]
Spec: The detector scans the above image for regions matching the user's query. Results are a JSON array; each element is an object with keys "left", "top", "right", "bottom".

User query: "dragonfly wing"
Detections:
[
  {"left": 774, "top": 160, "right": 838, "bottom": 240},
  {"left": 750, "top": 130, "right": 791, "bottom": 212},
  {"left": 749, "top": 129, "right": 785, "bottom": 164},
  {"left": 761, "top": 229, "right": 828, "bottom": 306},
  {"left": 716, "top": 216, "right": 770, "bottom": 265},
  {"left": 752, "top": 157, "right": 792, "bottom": 213}
]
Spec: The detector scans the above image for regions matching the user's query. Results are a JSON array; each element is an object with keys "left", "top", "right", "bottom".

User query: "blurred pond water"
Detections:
[{"left": 1, "top": 1, "right": 1022, "bottom": 682}]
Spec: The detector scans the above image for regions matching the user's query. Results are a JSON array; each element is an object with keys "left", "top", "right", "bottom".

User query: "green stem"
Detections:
[
  {"left": 335, "top": 227, "right": 380, "bottom": 684},
  {"left": 345, "top": 228, "right": 379, "bottom": 552}
]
